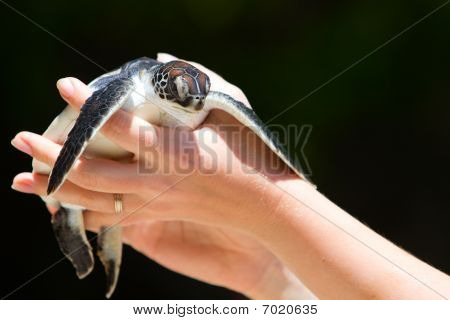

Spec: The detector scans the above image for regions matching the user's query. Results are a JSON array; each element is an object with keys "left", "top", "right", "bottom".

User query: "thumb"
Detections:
[{"left": 157, "top": 52, "right": 179, "bottom": 63}]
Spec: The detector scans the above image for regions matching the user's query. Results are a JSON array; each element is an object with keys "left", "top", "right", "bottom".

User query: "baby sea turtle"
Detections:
[{"left": 32, "top": 56, "right": 312, "bottom": 298}]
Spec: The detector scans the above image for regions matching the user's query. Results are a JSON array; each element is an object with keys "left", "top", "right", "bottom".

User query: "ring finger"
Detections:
[{"left": 12, "top": 172, "right": 143, "bottom": 215}]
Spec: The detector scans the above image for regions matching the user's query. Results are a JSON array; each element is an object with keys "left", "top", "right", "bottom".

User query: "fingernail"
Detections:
[
  {"left": 11, "top": 180, "right": 33, "bottom": 193},
  {"left": 57, "top": 78, "right": 74, "bottom": 98},
  {"left": 11, "top": 135, "right": 32, "bottom": 156}
]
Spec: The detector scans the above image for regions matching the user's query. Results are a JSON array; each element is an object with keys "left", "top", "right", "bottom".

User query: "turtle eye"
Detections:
[{"left": 174, "top": 76, "right": 189, "bottom": 100}]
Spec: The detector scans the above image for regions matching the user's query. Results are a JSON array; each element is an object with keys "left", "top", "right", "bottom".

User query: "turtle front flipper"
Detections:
[
  {"left": 204, "top": 91, "right": 314, "bottom": 185},
  {"left": 52, "top": 206, "right": 94, "bottom": 279},
  {"left": 97, "top": 226, "right": 122, "bottom": 298},
  {"left": 47, "top": 77, "right": 135, "bottom": 194},
  {"left": 46, "top": 77, "right": 134, "bottom": 294}
]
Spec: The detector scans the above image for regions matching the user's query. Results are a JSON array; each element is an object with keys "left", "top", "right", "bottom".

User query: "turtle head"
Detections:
[{"left": 152, "top": 61, "right": 210, "bottom": 111}]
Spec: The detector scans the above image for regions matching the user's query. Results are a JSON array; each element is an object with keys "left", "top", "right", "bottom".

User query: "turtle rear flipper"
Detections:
[
  {"left": 52, "top": 206, "right": 94, "bottom": 279},
  {"left": 97, "top": 226, "right": 122, "bottom": 298}
]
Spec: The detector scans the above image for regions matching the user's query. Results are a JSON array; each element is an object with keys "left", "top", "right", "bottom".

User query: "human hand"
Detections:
[{"left": 11, "top": 53, "right": 314, "bottom": 299}]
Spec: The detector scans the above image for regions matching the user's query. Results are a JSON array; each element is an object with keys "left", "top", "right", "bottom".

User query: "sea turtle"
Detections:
[{"left": 32, "top": 56, "right": 312, "bottom": 298}]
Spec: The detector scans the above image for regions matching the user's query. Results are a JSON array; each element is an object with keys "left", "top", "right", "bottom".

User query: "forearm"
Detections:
[{"left": 256, "top": 178, "right": 450, "bottom": 299}]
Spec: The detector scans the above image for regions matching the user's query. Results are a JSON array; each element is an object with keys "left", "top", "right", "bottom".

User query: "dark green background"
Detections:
[{"left": 1, "top": 0, "right": 449, "bottom": 299}]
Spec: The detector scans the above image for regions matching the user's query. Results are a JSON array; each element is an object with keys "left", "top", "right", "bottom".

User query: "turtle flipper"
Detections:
[
  {"left": 205, "top": 91, "right": 314, "bottom": 185},
  {"left": 97, "top": 226, "right": 122, "bottom": 298},
  {"left": 47, "top": 77, "right": 135, "bottom": 195},
  {"left": 52, "top": 206, "right": 94, "bottom": 279}
]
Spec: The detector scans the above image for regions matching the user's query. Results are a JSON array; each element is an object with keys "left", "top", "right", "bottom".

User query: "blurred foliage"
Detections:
[{"left": 1, "top": 0, "right": 449, "bottom": 299}]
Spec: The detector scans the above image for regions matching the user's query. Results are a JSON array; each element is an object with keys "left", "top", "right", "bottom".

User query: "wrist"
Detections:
[
  {"left": 239, "top": 175, "right": 317, "bottom": 300},
  {"left": 250, "top": 174, "right": 317, "bottom": 242}
]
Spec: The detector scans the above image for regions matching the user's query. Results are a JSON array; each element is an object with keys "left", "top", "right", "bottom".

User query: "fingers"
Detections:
[
  {"left": 84, "top": 215, "right": 152, "bottom": 252},
  {"left": 156, "top": 53, "right": 177, "bottom": 63},
  {"left": 57, "top": 77, "right": 92, "bottom": 108},
  {"left": 84, "top": 210, "right": 148, "bottom": 231},
  {"left": 56, "top": 77, "right": 160, "bottom": 154},
  {"left": 99, "top": 108, "right": 161, "bottom": 155},
  {"left": 11, "top": 131, "right": 140, "bottom": 193},
  {"left": 12, "top": 172, "right": 142, "bottom": 214},
  {"left": 84, "top": 211, "right": 122, "bottom": 231},
  {"left": 157, "top": 52, "right": 250, "bottom": 107}
]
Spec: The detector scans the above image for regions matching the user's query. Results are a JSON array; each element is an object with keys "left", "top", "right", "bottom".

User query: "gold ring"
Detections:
[{"left": 113, "top": 193, "right": 123, "bottom": 215}]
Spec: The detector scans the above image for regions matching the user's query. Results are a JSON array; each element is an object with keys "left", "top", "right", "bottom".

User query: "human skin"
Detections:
[
  {"left": 11, "top": 54, "right": 450, "bottom": 299},
  {"left": 11, "top": 54, "right": 314, "bottom": 300}
]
